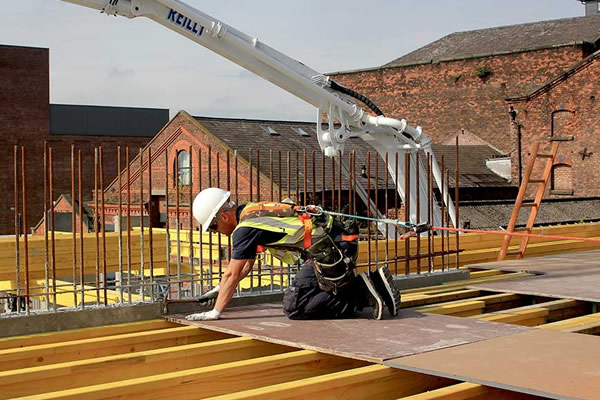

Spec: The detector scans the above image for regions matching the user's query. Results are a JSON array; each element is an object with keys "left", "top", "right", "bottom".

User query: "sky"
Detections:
[{"left": 0, "top": 0, "right": 586, "bottom": 122}]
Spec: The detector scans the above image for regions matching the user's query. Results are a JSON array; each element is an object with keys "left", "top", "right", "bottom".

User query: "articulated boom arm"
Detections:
[{"left": 61, "top": 0, "right": 456, "bottom": 228}]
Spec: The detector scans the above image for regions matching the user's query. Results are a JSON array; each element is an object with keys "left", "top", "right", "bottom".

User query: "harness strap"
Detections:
[{"left": 297, "top": 213, "right": 313, "bottom": 249}]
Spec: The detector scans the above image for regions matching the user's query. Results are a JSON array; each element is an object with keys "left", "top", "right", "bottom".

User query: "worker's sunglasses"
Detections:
[{"left": 208, "top": 211, "right": 224, "bottom": 232}]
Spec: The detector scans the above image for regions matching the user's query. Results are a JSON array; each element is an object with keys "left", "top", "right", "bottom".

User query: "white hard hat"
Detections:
[{"left": 192, "top": 188, "right": 231, "bottom": 232}]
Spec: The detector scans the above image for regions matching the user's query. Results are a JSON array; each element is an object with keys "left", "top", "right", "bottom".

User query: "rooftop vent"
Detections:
[
  {"left": 292, "top": 127, "right": 311, "bottom": 137},
  {"left": 261, "top": 125, "right": 279, "bottom": 136}
]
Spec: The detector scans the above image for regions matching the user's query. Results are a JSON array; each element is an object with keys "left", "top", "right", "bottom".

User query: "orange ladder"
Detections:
[{"left": 498, "top": 141, "right": 560, "bottom": 260}]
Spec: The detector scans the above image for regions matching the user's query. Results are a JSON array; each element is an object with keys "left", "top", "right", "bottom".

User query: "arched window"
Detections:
[
  {"left": 551, "top": 163, "right": 573, "bottom": 194},
  {"left": 175, "top": 150, "right": 191, "bottom": 186}
]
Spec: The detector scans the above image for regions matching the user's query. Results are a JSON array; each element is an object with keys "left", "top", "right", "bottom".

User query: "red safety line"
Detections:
[{"left": 433, "top": 226, "right": 600, "bottom": 243}]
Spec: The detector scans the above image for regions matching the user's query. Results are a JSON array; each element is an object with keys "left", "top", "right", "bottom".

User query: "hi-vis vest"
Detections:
[{"left": 233, "top": 201, "right": 334, "bottom": 265}]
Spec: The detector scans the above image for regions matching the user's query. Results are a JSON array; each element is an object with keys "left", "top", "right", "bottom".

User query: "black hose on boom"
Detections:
[{"left": 329, "top": 80, "right": 385, "bottom": 117}]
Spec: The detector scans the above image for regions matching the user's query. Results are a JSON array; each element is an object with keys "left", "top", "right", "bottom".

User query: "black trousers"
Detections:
[{"left": 283, "top": 261, "right": 358, "bottom": 320}]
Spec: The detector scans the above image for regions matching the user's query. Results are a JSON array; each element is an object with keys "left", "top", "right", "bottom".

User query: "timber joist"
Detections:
[{"left": 1, "top": 268, "right": 598, "bottom": 398}]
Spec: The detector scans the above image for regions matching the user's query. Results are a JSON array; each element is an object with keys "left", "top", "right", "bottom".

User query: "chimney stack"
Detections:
[{"left": 579, "top": 0, "right": 600, "bottom": 16}]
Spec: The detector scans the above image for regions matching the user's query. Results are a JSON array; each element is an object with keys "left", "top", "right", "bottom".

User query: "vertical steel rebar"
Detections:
[
  {"left": 148, "top": 147, "right": 155, "bottom": 299},
  {"left": 375, "top": 155, "right": 379, "bottom": 268},
  {"left": 428, "top": 154, "right": 433, "bottom": 273},
  {"left": 95, "top": 148, "right": 100, "bottom": 304},
  {"left": 187, "top": 146, "right": 193, "bottom": 297},
  {"left": 303, "top": 150, "right": 307, "bottom": 206},
  {"left": 416, "top": 152, "right": 421, "bottom": 274},
  {"left": 455, "top": 136, "right": 460, "bottom": 269},
  {"left": 216, "top": 152, "right": 223, "bottom": 287},
  {"left": 71, "top": 145, "right": 77, "bottom": 307},
  {"left": 445, "top": 169, "right": 451, "bottom": 268},
  {"left": 338, "top": 151, "right": 342, "bottom": 212},
  {"left": 257, "top": 150, "right": 262, "bottom": 292},
  {"left": 43, "top": 141, "right": 49, "bottom": 310},
  {"left": 321, "top": 151, "right": 325, "bottom": 208},
  {"left": 166, "top": 149, "right": 171, "bottom": 296},
  {"left": 118, "top": 146, "right": 123, "bottom": 303},
  {"left": 78, "top": 149, "right": 85, "bottom": 308},
  {"left": 197, "top": 148, "right": 202, "bottom": 294},
  {"left": 13, "top": 146, "right": 20, "bottom": 313},
  {"left": 126, "top": 147, "right": 132, "bottom": 303},
  {"left": 440, "top": 155, "right": 446, "bottom": 271},
  {"left": 49, "top": 147, "right": 57, "bottom": 310},
  {"left": 21, "top": 146, "right": 30, "bottom": 314},
  {"left": 270, "top": 150, "right": 274, "bottom": 201},
  {"left": 367, "top": 152, "right": 372, "bottom": 271},
  {"left": 176, "top": 149, "right": 182, "bottom": 297},
  {"left": 100, "top": 147, "right": 107, "bottom": 305},
  {"left": 278, "top": 151, "right": 282, "bottom": 202},
  {"left": 331, "top": 155, "right": 335, "bottom": 210},
  {"left": 206, "top": 146, "right": 212, "bottom": 290},
  {"left": 296, "top": 151, "right": 300, "bottom": 205},
  {"left": 139, "top": 148, "right": 145, "bottom": 300},
  {"left": 286, "top": 151, "right": 290, "bottom": 201},
  {"left": 226, "top": 149, "right": 232, "bottom": 261},
  {"left": 384, "top": 152, "right": 389, "bottom": 270},
  {"left": 404, "top": 153, "right": 410, "bottom": 275},
  {"left": 394, "top": 153, "right": 399, "bottom": 275},
  {"left": 311, "top": 151, "right": 316, "bottom": 205}
]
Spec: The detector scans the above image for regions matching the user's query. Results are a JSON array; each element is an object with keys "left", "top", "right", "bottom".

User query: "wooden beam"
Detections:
[
  {"left": 15, "top": 350, "right": 368, "bottom": 400},
  {"left": 0, "top": 337, "right": 294, "bottom": 397},
  {"left": 414, "top": 300, "right": 486, "bottom": 317},
  {"left": 0, "top": 319, "right": 177, "bottom": 350},
  {"left": 539, "top": 312, "right": 600, "bottom": 334},
  {"left": 477, "top": 308, "right": 549, "bottom": 326},
  {"left": 401, "top": 290, "right": 482, "bottom": 308},
  {"left": 201, "top": 364, "right": 455, "bottom": 400},
  {"left": 0, "top": 326, "right": 230, "bottom": 371},
  {"left": 472, "top": 299, "right": 584, "bottom": 326},
  {"left": 397, "top": 381, "right": 542, "bottom": 400}
]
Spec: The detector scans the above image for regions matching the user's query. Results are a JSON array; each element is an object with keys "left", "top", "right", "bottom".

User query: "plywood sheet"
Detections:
[
  {"left": 468, "top": 250, "right": 600, "bottom": 302},
  {"left": 385, "top": 329, "right": 600, "bottom": 400},
  {"left": 168, "top": 303, "right": 528, "bottom": 363}
]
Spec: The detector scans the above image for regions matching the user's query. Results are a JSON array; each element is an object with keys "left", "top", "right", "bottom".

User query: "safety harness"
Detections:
[{"left": 234, "top": 200, "right": 357, "bottom": 293}]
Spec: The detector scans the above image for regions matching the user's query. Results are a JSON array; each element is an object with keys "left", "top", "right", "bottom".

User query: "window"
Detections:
[
  {"left": 176, "top": 150, "right": 191, "bottom": 186},
  {"left": 261, "top": 125, "right": 279, "bottom": 136},
  {"left": 551, "top": 163, "right": 573, "bottom": 195},
  {"left": 292, "top": 127, "right": 311, "bottom": 137}
]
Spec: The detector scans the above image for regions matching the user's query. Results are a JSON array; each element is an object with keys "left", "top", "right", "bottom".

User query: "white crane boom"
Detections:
[{"left": 61, "top": 0, "right": 457, "bottom": 228}]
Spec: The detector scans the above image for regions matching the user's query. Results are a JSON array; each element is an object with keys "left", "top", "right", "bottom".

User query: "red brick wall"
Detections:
[
  {"left": 104, "top": 112, "right": 277, "bottom": 230},
  {"left": 0, "top": 45, "right": 49, "bottom": 235},
  {"left": 0, "top": 45, "right": 152, "bottom": 234},
  {"left": 332, "top": 46, "right": 585, "bottom": 154},
  {"left": 508, "top": 56, "right": 600, "bottom": 198}
]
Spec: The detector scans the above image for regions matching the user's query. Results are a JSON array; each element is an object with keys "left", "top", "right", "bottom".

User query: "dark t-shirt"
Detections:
[{"left": 231, "top": 205, "right": 285, "bottom": 260}]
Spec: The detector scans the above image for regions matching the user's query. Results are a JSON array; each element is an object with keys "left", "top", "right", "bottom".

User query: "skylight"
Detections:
[
  {"left": 261, "top": 125, "right": 279, "bottom": 136},
  {"left": 292, "top": 127, "right": 311, "bottom": 137}
]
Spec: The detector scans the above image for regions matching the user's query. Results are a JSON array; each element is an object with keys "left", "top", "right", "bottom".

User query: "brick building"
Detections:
[
  {"left": 0, "top": 44, "right": 169, "bottom": 235},
  {"left": 330, "top": 16, "right": 600, "bottom": 199},
  {"left": 102, "top": 111, "right": 517, "bottom": 231}
]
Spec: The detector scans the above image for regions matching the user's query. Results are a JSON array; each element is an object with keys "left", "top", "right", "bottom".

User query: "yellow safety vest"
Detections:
[{"left": 233, "top": 202, "right": 333, "bottom": 265}]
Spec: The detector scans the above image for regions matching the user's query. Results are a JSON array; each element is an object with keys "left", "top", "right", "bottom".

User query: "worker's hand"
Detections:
[
  {"left": 185, "top": 308, "right": 221, "bottom": 321},
  {"left": 400, "top": 230, "right": 417, "bottom": 240}
]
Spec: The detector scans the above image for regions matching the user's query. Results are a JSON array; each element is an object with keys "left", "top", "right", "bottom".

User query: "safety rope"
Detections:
[
  {"left": 433, "top": 226, "right": 600, "bottom": 244},
  {"left": 299, "top": 205, "right": 600, "bottom": 243}
]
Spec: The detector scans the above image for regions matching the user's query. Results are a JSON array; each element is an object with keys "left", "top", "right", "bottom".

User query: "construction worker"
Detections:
[{"left": 185, "top": 187, "right": 416, "bottom": 321}]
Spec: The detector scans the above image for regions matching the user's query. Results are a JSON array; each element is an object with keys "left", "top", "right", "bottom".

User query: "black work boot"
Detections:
[
  {"left": 357, "top": 272, "right": 384, "bottom": 320},
  {"left": 370, "top": 266, "right": 401, "bottom": 317}
]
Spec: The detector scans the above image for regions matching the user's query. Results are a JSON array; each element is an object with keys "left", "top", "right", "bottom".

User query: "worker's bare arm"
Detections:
[{"left": 214, "top": 258, "right": 253, "bottom": 312}]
